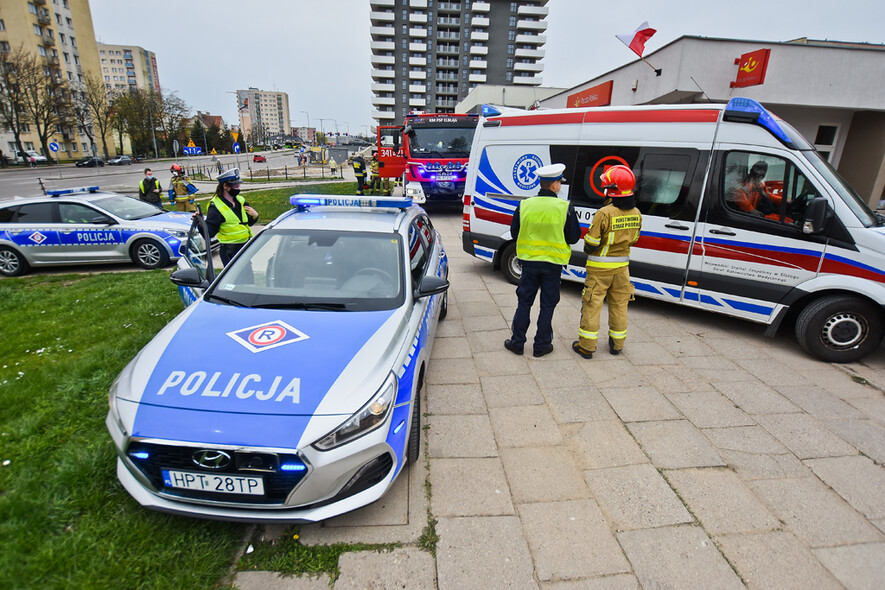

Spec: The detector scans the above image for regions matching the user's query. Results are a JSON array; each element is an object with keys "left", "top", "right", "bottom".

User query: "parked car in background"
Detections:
[
  {"left": 14, "top": 150, "right": 48, "bottom": 165},
  {"left": 253, "top": 154, "right": 267, "bottom": 163},
  {"left": 107, "top": 155, "right": 133, "bottom": 166},
  {"left": 75, "top": 156, "right": 104, "bottom": 168}
]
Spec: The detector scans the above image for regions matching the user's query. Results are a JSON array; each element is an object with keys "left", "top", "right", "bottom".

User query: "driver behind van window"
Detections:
[{"left": 734, "top": 161, "right": 786, "bottom": 221}]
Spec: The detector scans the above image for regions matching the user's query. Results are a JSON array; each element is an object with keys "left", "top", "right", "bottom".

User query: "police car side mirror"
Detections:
[
  {"left": 91, "top": 215, "right": 114, "bottom": 225},
  {"left": 414, "top": 275, "right": 449, "bottom": 299},
  {"left": 170, "top": 267, "right": 210, "bottom": 289},
  {"left": 802, "top": 197, "right": 830, "bottom": 235}
]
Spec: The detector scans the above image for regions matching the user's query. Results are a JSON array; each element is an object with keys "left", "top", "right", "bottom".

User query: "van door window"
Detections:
[{"left": 722, "top": 152, "right": 820, "bottom": 226}]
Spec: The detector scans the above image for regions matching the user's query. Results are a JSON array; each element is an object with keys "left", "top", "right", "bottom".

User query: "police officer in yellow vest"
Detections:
[
  {"left": 573, "top": 165, "right": 642, "bottom": 359},
  {"left": 505, "top": 163, "right": 581, "bottom": 357},
  {"left": 206, "top": 168, "right": 258, "bottom": 266}
]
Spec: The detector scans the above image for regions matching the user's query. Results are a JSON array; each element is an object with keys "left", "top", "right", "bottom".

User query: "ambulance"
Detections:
[{"left": 461, "top": 98, "right": 885, "bottom": 363}]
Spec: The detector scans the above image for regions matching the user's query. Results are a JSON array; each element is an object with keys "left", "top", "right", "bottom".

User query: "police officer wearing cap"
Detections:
[
  {"left": 206, "top": 168, "right": 259, "bottom": 265},
  {"left": 505, "top": 163, "right": 581, "bottom": 357},
  {"left": 573, "top": 165, "right": 642, "bottom": 359}
]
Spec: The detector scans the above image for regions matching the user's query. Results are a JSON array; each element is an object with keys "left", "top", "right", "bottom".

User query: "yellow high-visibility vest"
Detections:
[{"left": 516, "top": 197, "right": 571, "bottom": 265}]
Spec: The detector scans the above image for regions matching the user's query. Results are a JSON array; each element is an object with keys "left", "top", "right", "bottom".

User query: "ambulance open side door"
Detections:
[{"left": 377, "top": 126, "right": 406, "bottom": 179}]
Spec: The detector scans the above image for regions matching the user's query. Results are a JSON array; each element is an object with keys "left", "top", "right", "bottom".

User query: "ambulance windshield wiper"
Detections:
[{"left": 250, "top": 301, "right": 349, "bottom": 311}]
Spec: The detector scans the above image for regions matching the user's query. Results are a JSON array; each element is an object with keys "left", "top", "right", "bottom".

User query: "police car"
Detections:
[
  {"left": 0, "top": 187, "right": 194, "bottom": 277},
  {"left": 106, "top": 196, "right": 449, "bottom": 522}
]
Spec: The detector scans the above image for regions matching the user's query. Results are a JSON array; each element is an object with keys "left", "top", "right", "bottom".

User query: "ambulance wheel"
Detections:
[
  {"left": 407, "top": 387, "right": 421, "bottom": 465},
  {"left": 500, "top": 243, "right": 521, "bottom": 285},
  {"left": 0, "top": 246, "right": 29, "bottom": 277},
  {"left": 131, "top": 239, "right": 169, "bottom": 270},
  {"left": 795, "top": 295, "right": 884, "bottom": 363}
]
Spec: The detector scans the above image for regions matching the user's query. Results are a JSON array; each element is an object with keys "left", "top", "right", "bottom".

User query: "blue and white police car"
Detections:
[
  {"left": 0, "top": 187, "right": 194, "bottom": 277},
  {"left": 106, "top": 196, "right": 449, "bottom": 522}
]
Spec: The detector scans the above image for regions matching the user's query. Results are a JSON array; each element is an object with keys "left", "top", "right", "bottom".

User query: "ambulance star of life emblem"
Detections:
[
  {"left": 28, "top": 231, "right": 48, "bottom": 244},
  {"left": 227, "top": 320, "right": 309, "bottom": 353}
]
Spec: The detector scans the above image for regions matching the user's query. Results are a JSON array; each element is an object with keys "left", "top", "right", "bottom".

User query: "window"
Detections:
[
  {"left": 510, "top": 2, "right": 517, "bottom": 10},
  {"left": 509, "top": 16, "right": 516, "bottom": 26},
  {"left": 66, "top": 17, "right": 72, "bottom": 27},
  {"left": 34, "top": 24, "right": 43, "bottom": 36},
  {"left": 0, "top": 19, "right": 5, "bottom": 31},
  {"left": 16, "top": 203, "right": 55, "bottom": 224},
  {"left": 29, "top": 3, "right": 38, "bottom": 15},
  {"left": 59, "top": 203, "right": 100, "bottom": 224},
  {"left": 814, "top": 124, "right": 838, "bottom": 162},
  {"left": 0, "top": 41, "right": 9, "bottom": 53},
  {"left": 506, "top": 58, "right": 513, "bottom": 68},
  {"left": 508, "top": 30, "right": 515, "bottom": 41},
  {"left": 507, "top": 44, "right": 514, "bottom": 54},
  {"left": 55, "top": 13, "right": 61, "bottom": 23},
  {"left": 722, "top": 151, "right": 820, "bottom": 226}
]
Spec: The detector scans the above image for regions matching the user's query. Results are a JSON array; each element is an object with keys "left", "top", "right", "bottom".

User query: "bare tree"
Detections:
[
  {"left": 17, "top": 51, "right": 72, "bottom": 165},
  {"left": 0, "top": 46, "right": 33, "bottom": 161},
  {"left": 71, "top": 74, "right": 115, "bottom": 158},
  {"left": 157, "top": 89, "right": 189, "bottom": 157}
]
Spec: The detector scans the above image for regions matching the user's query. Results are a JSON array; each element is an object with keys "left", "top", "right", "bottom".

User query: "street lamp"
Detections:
[{"left": 299, "top": 110, "right": 310, "bottom": 144}]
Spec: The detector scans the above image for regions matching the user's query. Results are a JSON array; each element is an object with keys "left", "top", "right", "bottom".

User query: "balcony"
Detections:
[
  {"left": 436, "top": 58, "right": 458, "bottom": 68},
  {"left": 409, "top": 27, "right": 427, "bottom": 38},
  {"left": 371, "top": 68, "right": 396, "bottom": 79},
  {"left": 518, "top": 4, "right": 549, "bottom": 17},
  {"left": 516, "top": 47, "right": 545, "bottom": 59},
  {"left": 438, "top": 16, "right": 460, "bottom": 25},
  {"left": 469, "top": 60, "right": 487, "bottom": 69},
  {"left": 436, "top": 72, "right": 458, "bottom": 81},
  {"left": 371, "top": 82, "right": 396, "bottom": 92},
  {"left": 409, "top": 70, "right": 427, "bottom": 80},
  {"left": 372, "top": 54, "right": 395, "bottom": 65},
  {"left": 409, "top": 56, "right": 427, "bottom": 66},
  {"left": 471, "top": 30, "right": 489, "bottom": 41},
  {"left": 409, "top": 0, "right": 428, "bottom": 7},
  {"left": 435, "top": 98, "right": 458, "bottom": 108},
  {"left": 513, "top": 74, "right": 542, "bottom": 85},
  {"left": 372, "top": 96, "right": 396, "bottom": 106},
  {"left": 409, "top": 13, "right": 428, "bottom": 23},
  {"left": 409, "top": 42, "right": 427, "bottom": 52},
  {"left": 438, "top": 2, "right": 461, "bottom": 13},
  {"left": 373, "top": 110, "right": 397, "bottom": 120},
  {"left": 436, "top": 85, "right": 458, "bottom": 95},
  {"left": 517, "top": 19, "right": 548, "bottom": 31},
  {"left": 516, "top": 33, "right": 546, "bottom": 44},
  {"left": 370, "top": 0, "right": 395, "bottom": 6},
  {"left": 514, "top": 61, "right": 543, "bottom": 72},
  {"left": 371, "top": 26, "right": 395, "bottom": 37},
  {"left": 471, "top": 16, "right": 489, "bottom": 27},
  {"left": 473, "top": 1, "right": 490, "bottom": 12},
  {"left": 33, "top": 0, "right": 46, "bottom": 4},
  {"left": 437, "top": 31, "right": 460, "bottom": 41},
  {"left": 37, "top": 13, "right": 51, "bottom": 25},
  {"left": 41, "top": 34, "right": 55, "bottom": 46},
  {"left": 409, "top": 97, "right": 427, "bottom": 107},
  {"left": 469, "top": 73, "right": 487, "bottom": 83},
  {"left": 409, "top": 83, "right": 427, "bottom": 92},
  {"left": 45, "top": 55, "right": 60, "bottom": 65},
  {"left": 436, "top": 44, "right": 459, "bottom": 55},
  {"left": 469, "top": 45, "right": 488, "bottom": 55},
  {"left": 371, "top": 40, "right": 396, "bottom": 51},
  {"left": 370, "top": 10, "right": 395, "bottom": 22}
]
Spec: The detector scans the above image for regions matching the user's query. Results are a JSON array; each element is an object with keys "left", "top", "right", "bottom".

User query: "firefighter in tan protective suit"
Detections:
[{"left": 573, "top": 165, "right": 642, "bottom": 359}]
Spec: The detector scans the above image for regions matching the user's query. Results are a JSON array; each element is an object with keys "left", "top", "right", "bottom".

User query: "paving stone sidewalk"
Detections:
[{"left": 236, "top": 209, "right": 885, "bottom": 589}]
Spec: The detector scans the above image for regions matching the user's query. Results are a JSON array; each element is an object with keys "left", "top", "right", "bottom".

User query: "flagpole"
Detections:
[{"left": 640, "top": 57, "right": 662, "bottom": 76}]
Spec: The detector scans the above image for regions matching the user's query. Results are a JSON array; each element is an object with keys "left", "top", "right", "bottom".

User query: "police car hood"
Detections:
[
  {"left": 135, "top": 210, "right": 193, "bottom": 228},
  {"left": 118, "top": 301, "right": 407, "bottom": 448}
]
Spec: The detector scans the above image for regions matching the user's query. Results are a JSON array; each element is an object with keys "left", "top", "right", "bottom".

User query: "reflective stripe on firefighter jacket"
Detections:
[
  {"left": 516, "top": 196, "right": 571, "bottom": 265},
  {"left": 584, "top": 204, "right": 642, "bottom": 269},
  {"left": 211, "top": 195, "right": 253, "bottom": 244}
]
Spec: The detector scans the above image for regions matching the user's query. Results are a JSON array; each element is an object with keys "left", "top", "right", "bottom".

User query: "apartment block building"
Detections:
[
  {"left": 369, "top": 0, "right": 548, "bottom": 125},
  {"left": 0, "top": 0, "right": 104, "bottom": 159},
  {"left": 97, "top": 42, "right": 159, "bottom": 93},
  {"left": 236, "top": 88, "right": 291, "bottom": 143}
]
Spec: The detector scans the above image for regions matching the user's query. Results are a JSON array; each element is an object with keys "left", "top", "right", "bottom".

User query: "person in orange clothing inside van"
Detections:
[{"left": 733, "top": 160, "right": 789, "bottom": 222}]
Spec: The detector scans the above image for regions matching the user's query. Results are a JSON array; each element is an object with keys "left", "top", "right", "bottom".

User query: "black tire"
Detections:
[
  {"left": 438, "top": 289, "right": 448, "bottom": 320},
  {"left": 794, "top": 295, "right": 884, "bottom": 363},
  {"left": 131, "top": 239, "right": 169, "bottom": 270},
  {"left": 407, "top": 384, "right": 421, "bottom": 465},
  {"left": 0, "top": 246, "right": 29, "bottom": 277},
  {"left": 500, "top": 242, "right": 521, "bottom": 285}
]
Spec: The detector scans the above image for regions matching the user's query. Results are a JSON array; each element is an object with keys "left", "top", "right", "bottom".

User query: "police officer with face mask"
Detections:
[{"left": 205, "top": 168, "right": 259, "bottom": 265}]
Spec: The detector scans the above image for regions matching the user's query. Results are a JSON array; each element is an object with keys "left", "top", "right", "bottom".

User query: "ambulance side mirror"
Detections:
[
  {"left": 414, "top": 275, "right": 449, "bottom": 299},
  {"left": 170, "top": 267, "right": 210, "bottom": 289},
  {"left": 802, "top": 197, "right": 831, "bottom": 235}
]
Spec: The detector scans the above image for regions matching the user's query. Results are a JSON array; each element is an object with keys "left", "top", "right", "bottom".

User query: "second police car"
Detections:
[{"left": 106, "top": 196, "right": 449, "bottom": 522}]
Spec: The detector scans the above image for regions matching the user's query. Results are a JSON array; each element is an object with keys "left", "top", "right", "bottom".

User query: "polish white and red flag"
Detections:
[{"left": 616, "top": 22, "right": 657, "bottom": 57}]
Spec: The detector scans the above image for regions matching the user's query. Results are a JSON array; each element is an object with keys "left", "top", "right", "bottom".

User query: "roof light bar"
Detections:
[
  {"left": 289, "top": 195, "right": 413, "bottom": 210},
  {"left": 481, "top": 104, "right": 502, "bottom": 118},
  {"left": 47, "top": 186, "right": 100, "bottom": 197},
  {"left": 723, "top": 97, "right": 794, "bottom": 147}
]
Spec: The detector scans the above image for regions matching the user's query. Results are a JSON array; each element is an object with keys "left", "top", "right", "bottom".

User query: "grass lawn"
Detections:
[{"left": 240, "top": 182, "right": 362, "bottom": 223}]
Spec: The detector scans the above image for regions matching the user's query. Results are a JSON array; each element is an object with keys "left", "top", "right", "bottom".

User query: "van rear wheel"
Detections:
[
  {"left": 795, "top": 295, "right": 883, "bottom": 363},
  {"left": 500, "top": 243, "right": 521, "bottom": 285}
]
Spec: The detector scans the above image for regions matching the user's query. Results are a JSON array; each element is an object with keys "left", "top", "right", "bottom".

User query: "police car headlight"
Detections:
[
  {"left": 313, "top": 373, "right": 397, "bottom": 451},
  {"left": 165, "top": 228, "right": 188, "bottom": 239}
]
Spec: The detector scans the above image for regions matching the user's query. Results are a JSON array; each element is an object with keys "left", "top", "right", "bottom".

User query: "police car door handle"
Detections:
[
  {"left": 709, "top": 228, "right": 736, "bottom": 236},
  {"left": 665, "top": 222, "right": 690, "bottom": 231}
]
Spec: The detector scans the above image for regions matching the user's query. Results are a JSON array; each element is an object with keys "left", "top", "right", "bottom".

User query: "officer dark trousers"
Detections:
[{"left": 510, "top": 260, "right": 562, "bottom": 353}]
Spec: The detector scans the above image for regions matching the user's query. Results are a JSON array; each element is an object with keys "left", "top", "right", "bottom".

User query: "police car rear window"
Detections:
[{"left": 15, "top": 203, "right": 55, "bottom": 223}]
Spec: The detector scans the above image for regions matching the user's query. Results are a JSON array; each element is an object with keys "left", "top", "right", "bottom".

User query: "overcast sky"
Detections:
[{"left": 88, "top": 0, "right": 885, "bottom": 135}]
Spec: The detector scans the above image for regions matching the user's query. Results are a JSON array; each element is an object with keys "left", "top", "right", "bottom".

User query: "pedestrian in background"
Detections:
[
  {"left": 505, "top": 163, "right": 581, "bottom": 357},
  {"left": 169, "top": 164, "right": 196, "bottom": 212},
  {"left": 138, "top": 168, "right": 164, "bottom": 209},
  {"left": 206, "top": 168, "right": 258, "bottom": 266},
  {"left": 573, "top": 165, "right": 642, "bottom": 359},
  {"left": 369, "top": 151, "right": 382, "bottom": 195}
]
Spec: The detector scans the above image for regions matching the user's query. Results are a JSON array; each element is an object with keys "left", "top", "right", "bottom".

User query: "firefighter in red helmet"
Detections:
[
  {"left": 573, "top": 165, "right": 643, "bottom": 359},
  {"left": 170, "top": 163, "right": 196, "bottom": 212}
]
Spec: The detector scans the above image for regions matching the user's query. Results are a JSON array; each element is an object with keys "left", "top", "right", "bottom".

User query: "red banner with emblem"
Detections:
[
  {"left": 731, "top": 48, "right": 770, "bottom": 88},
  {"left": 567, "top": 81, "right": 614, "bottom": 108}
]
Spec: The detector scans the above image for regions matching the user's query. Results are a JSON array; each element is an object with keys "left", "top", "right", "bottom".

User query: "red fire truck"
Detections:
[{"left": 376, "top": 113, "right": 478, "bottom": 204}]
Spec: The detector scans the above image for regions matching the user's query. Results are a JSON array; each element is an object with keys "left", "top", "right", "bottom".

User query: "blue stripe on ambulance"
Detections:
[
  {"left": 476, "top": 148, "right": 510, "bottom": 196},
  {"left": 130, "top": 304, "right": 395, "bottom": 448},
  {"left": 473, "top": 196, "right": 517, "bottom": 215}
]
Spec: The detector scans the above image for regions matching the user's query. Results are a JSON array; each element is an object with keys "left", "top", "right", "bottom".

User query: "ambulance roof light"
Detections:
[
  {"left": 723, "top": 97, "right": 794, "bottom": 148},
  {"left": 481, "top": 104, "right": 502, "bottom": 118},
  {"left": 46, "top": 186, "right": 101, "bottom": 197},
  {"left": 289, "top": 195, "right": 413, "bottom": 210}
]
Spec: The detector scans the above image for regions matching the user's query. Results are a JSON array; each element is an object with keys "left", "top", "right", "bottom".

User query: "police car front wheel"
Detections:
[
  {"left": 131, "top": 239, "right": 169, "bottom": 270},
  {"left": 0, "top": 246, "right": 29, "bottom": 277}
]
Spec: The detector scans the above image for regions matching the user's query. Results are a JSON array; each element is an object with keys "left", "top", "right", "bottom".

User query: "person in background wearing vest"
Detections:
[
  {"left": 369, "top": 150, "right": 382, "bottom": 195},
  {"left": 138, "top": 168, "right": 164, "bottom": 209},
  {"left": 505, "top": 163, "right": 581, "bottom": 358},
  {"left": 352, "top": 154, "right": 367, "bottom": 195},
  {"left": 573, "top": 165, "right": 642, "bottom": 359},
  {"left": 169, "top": 164, "right": 196, "bottom": 212},
  {"left": 206, "top": 168, "right": 258, "bottom": 266}
]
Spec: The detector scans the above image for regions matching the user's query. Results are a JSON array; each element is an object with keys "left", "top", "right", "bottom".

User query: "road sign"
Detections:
[
  {"left": 210, "top": 148, "right": 217, "bottom": 155},
  {"left": 233, "top": 142, "right": 241, "bottom": 153},
  {"left": 49, "top": 142, "right": 59, "bottom": 152},
  {"left": 232, "top": 132, "right": 239, "bottom": 142},
  {"left": 186, "top": 139, "right": 196, "bottom": 148},
  {"left": 173, "top": 139, "right": 180, "bottom": 155},
  {"left": 183, "top": 146, "right": 202, "bottom": 155}
]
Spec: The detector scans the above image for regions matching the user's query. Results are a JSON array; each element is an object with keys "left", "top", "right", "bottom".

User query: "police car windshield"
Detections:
[
  {"left": 92, "top": 195, "right": 165, "bottom": 220},
  {"left": 409, "top": 127, "right": 474, "bottom": 157},
  {"left": 207, "top": 229, "right": 405, "bottom": 311}
]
